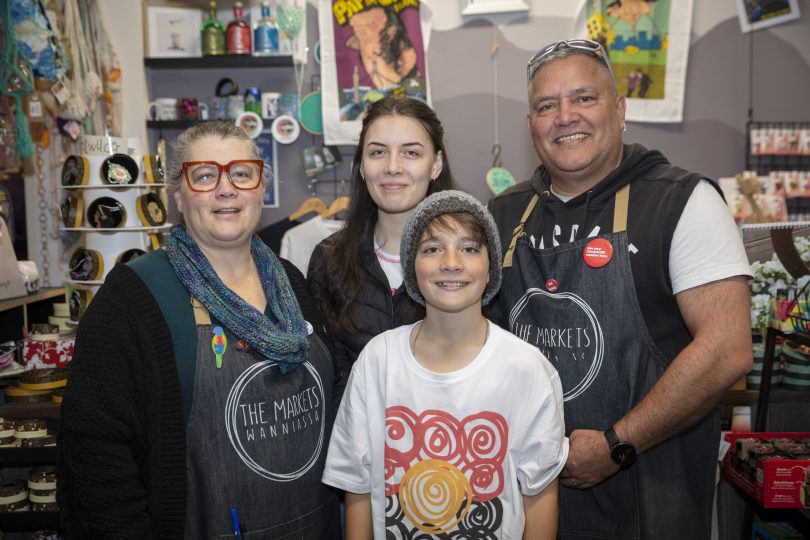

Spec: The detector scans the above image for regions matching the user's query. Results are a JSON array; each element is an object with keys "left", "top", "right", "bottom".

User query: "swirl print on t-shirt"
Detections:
[{"left": 384, "top": 406, "right": 507, "bottom": 537}]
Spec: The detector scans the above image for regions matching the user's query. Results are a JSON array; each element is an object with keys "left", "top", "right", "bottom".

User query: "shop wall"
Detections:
[{"left": 98, "top": 0, "right": 810, "bottom": 227}]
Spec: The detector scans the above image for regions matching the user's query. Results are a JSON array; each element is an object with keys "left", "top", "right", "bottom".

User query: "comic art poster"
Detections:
[
  {"left": 319, "top": 0, "right": 432, "bottom": 145},
  {"left": 736, "top": 0, "right": 801, "bottom": 33},
  {"left": 582, "top": 0, "right": 693, "bottom": 123}
]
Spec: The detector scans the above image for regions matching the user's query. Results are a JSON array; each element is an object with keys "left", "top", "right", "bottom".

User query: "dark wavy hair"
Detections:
[{"left": 317, "top": 95, "right": 455, "bottom": 337}]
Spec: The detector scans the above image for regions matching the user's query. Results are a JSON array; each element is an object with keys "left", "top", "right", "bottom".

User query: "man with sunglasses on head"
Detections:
[{"left": 488, "top": 39, "right": 752, "bottom": 539}]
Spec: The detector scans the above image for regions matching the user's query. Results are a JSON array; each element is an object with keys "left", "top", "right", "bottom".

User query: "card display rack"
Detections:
[{"left": 58, "top": 136, "right": 171, "bottom": 322}]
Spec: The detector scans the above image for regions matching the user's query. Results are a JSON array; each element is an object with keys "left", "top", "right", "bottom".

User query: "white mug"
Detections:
[
  {"left": 148, "top": 98, "right": 178, "bottom": 121},
  {"left": 226, "top": 95, "right": 245, "bottom": 120}
]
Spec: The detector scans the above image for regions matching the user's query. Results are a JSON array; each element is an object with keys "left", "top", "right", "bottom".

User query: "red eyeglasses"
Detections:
[{"left": 181, "top": 159, "right": 264, "bottom": 192}]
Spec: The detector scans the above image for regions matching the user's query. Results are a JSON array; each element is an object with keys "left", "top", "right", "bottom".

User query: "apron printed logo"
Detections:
[
  {"left": 508, "top": 288, "right": 604, "bottom": 401},
  {"left": 225, "top": 361, "right": 326, "bottom": 481}
]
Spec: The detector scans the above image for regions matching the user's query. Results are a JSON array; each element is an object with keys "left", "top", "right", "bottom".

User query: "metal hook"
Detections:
[{"left": 491, "top": 144, "right": 502, "bottom": 168}]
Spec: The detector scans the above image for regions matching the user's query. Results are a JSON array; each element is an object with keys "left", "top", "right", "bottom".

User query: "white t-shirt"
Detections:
[
  {"left": 552, "top": 180, "right": 752, "bottom": 293},
  {"left": 323, "top": 321, "right": 568, "bottom": 539},
  {"left": 373, "top": 242, "right": 403, "bottom": 293},
  {"left": 668, "top": 180, "right": 752, "bottom": 293},
  {"left": 279, "top": 216, "right": 344, "bottom": 275}
]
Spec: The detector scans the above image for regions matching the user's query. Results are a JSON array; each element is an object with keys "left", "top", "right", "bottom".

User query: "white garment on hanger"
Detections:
[{"left": 279, "top": 216, "right": 344, "bottom": 275}]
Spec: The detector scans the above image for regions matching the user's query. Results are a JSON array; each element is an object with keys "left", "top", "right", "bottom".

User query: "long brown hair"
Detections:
[{"left": 317, "top": 96, "right": 455, "bottom": 337}]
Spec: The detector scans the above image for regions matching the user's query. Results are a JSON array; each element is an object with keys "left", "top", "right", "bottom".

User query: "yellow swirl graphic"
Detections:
[{"left": 398, "top": 459, "right": 472, "bottom": 535}]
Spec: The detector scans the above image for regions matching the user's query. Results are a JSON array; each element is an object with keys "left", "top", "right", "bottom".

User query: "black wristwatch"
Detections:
[{"left": 604, "top": 427, "right": 636, "bottom": 470}]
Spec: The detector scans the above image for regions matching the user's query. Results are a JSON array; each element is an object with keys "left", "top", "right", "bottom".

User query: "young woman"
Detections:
[
  {"left": 323, "top": 191, "right": 567, "bottom": 538},
  {"left": 307, "top": 95, "right": 455, "bottom": 397}
]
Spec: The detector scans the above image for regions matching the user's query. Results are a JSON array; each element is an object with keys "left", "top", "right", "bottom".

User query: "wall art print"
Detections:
[
  {"left": 318, "top": 0, "right": 432, "bottom": 145},
  {"left": 735, "top": 0, "right": 801, "bottom": 33},
  {"left": 581, "top": 0, "right": 693, "bottom": 123}
]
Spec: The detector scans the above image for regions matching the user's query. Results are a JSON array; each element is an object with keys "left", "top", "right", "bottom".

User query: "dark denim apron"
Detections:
[
  {"left": 184, "top": 302, "right": 340, "bottom": 539},
  {"left": 500, "top": 186, "right": 716, "bottom": 540}
]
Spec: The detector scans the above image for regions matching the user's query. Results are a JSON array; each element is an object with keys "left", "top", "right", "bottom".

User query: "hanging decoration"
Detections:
[
  {"left": 1, "top": 0, "right": 35, "bottom": 159},
  {"left": 579, "top": 0, "right": 693, "bottom": 123},
  {"left": 484, "top": 26, "right": 515, "bottom": 196},
  {"left": 318, "top": 0, "right": 432, "bottom": 145}
]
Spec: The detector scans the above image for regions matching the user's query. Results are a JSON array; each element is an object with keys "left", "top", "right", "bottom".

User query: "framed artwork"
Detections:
[
  {"left": 143, "top": 3, "right": 203, "bottom": 58},
  {"left": 736, "top": 0, "right": 801, "bottom": 32},
  {"left": 256, "top": 131, "right": 280, "bottom": 208},
  {"left": 461, "top": 0, "right": 530, "bottom": 15}
]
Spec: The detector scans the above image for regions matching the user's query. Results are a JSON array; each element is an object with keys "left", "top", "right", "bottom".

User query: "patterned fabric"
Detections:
[{"left": 165, "top": 225, "right": 308, "bottom": 374}]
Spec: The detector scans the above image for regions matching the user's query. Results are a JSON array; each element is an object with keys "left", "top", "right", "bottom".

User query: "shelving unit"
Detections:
[
  {"left": 0, "top": 288, "right": 66, "bottom": 344},
  {"left": 144, "top": 55, "right": 292, "bottom": 69}
]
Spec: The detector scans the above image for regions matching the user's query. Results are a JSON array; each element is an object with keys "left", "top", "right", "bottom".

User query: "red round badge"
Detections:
[
  {"left": 545, "top": 278, "right": 559, "bottom": 292},
  {"left": 583, "top": 238, "right": 614, "bottom": 268}
]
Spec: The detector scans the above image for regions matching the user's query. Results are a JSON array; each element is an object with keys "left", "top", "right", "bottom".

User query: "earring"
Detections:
[{"left": 621, "top": 124, "right": 627, "bottom": 133}]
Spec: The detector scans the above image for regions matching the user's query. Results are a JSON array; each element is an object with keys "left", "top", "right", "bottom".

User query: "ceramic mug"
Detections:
[
  {"left": 209, "top": 97, "right": 227, "bottom": 120},
  {"left": 148, "top": 98, "right": 178, "bottom": 121},
  {"left": 226, "top": 95, "right": 245, "bottom": 120},
  {"left": 178, "top": 97, "right": 199, "bottom": 120}
]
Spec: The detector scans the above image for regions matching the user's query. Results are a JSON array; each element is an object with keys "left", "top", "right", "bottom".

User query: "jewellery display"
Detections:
[
  {"left": 68, "top": 287, "right": 93, "bottom": 322},
  {"left": 117, "top": 249, "right": 146, "bottom": 263},
  {"left": 143, "top": 154, "right": 164, "bottom": 183},
  {"left": 61, "top": 155, "right": 89, "bottom": 186},
  {"left": 100, "top": 153, "right": 138, "bottom": 186},
  {"left": 60, "top": 193, "right": 83, "bottom": 228},
  {"left": 86, "top": 196, "right": 127, "bottom": 229},
  {"left": 136, "top": 192, "right": 168, "bottom": 227},
  {"left": 68, "top": 248, "right": 104, "bottom": 281}
]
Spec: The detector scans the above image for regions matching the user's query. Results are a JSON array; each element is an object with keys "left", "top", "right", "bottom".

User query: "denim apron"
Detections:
[
  {"left": 184, "top": 301, "right": 340, "bottom": 539},
  {"left": 500, "top": 186, "right": 716, "bottom": 540}
]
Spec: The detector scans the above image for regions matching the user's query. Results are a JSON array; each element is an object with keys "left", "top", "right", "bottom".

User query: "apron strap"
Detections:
[
  {"left": 613, "top": 185, "right": 630, "bottom": 233},
  {"left": 502, "top": 184, "right": 630, "bottom": 268},
  {"left": 503, "top": 193, "right": 541, "bottom": 268},
  {"left": 190, "top": 297, "right": 212, "bottom": 326}
]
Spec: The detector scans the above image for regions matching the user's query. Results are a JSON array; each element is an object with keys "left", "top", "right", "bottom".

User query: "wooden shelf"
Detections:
[
  {"left": 0, "top": 289, "right": 66, "bottom": 313},
  {"left": 146, "top": 120, "right": 200, "bottom": 130},
  {"left": 0, "top": 510, "right": 60, "bottom": 531},
  {"left": 144, "top": 55, "right": 292, "bottom": 69},
  {"left": 0, "top": 446, "right": 57, "bottom": 463},
  {"left": 0, "top": 402, "right": 61, "bottom": 420}
]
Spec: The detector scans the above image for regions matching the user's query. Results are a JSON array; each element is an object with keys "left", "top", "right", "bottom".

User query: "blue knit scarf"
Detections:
[{"left": 165, "top": 225, "right": 308, "bottom": 374}]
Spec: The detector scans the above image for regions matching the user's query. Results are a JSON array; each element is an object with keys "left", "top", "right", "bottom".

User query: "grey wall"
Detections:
[{"left": 146, "top": 3, "right": 810, "bottom": 227}]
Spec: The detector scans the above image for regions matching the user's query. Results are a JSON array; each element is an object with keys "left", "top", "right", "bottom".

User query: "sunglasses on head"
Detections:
[{"left": 527, "top": 39, "right": 613, "bottom": 83}]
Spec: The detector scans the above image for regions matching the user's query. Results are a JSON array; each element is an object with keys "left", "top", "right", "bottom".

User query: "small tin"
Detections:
[{"left": 244, "top": 87, "right": 262, "bottom": 114}]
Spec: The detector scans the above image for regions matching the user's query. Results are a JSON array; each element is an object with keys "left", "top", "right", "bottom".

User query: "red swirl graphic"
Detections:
[
  {"left": 385, "top": 406, "right": 420, "bottom": 465},
  {"left": 463, "top": 413, "right": 508, "bottom": 463},
  {"left": 419, "top": 410, "right": 464, "bottom": 462},
  {"left": 384, "top": 406, "right": 509, "bottom": 523},
  {"left": 462, "top": 460, "right": 504, "bottom": 502}
]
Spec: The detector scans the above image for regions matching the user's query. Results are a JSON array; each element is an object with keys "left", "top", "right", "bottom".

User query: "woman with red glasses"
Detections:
[{"left": 58, "top": 121, "right": 341, "bottom": 538}]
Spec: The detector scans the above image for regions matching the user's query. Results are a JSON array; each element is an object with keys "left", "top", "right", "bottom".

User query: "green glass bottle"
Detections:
[{"left": 201, "top": 1, "right": 226, "bottom": 56}]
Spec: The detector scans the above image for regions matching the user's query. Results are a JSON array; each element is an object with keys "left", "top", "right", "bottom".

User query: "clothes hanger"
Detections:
[
  {"left": 288, "top": 196, "right": 328, "bottom": 221},
  {"left": 323, "top": 196, "right": 350, "bottom": 219}
]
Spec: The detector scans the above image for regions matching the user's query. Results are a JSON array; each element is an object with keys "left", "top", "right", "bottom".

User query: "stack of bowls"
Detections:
[
  {"left": 780, "top": 340, "right": 810, "bottom": 391},
  {"left": 748, "top": 342, "right": 782, "bottom": 389}
]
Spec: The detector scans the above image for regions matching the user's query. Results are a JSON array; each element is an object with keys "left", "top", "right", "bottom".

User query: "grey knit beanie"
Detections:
[{"left": 401, "top": 190, "right": 502, "bottom": 306}]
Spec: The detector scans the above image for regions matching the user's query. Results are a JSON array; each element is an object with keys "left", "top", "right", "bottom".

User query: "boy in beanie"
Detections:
[{"left": 323, "top": 190, "right": 567, "bottom": 538}]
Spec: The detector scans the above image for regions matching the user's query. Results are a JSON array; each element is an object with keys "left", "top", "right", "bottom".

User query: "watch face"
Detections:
[{"left": 611, "top": 443, "right": 637, "bottom": 469}]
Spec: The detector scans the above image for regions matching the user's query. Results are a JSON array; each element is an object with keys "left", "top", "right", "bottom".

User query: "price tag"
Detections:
[
  {"left": 27, "top": 95, "right": 43, "bottom": 120},
  {"left": 51, "top": 76, "right": 70, "bottom": 105}
]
